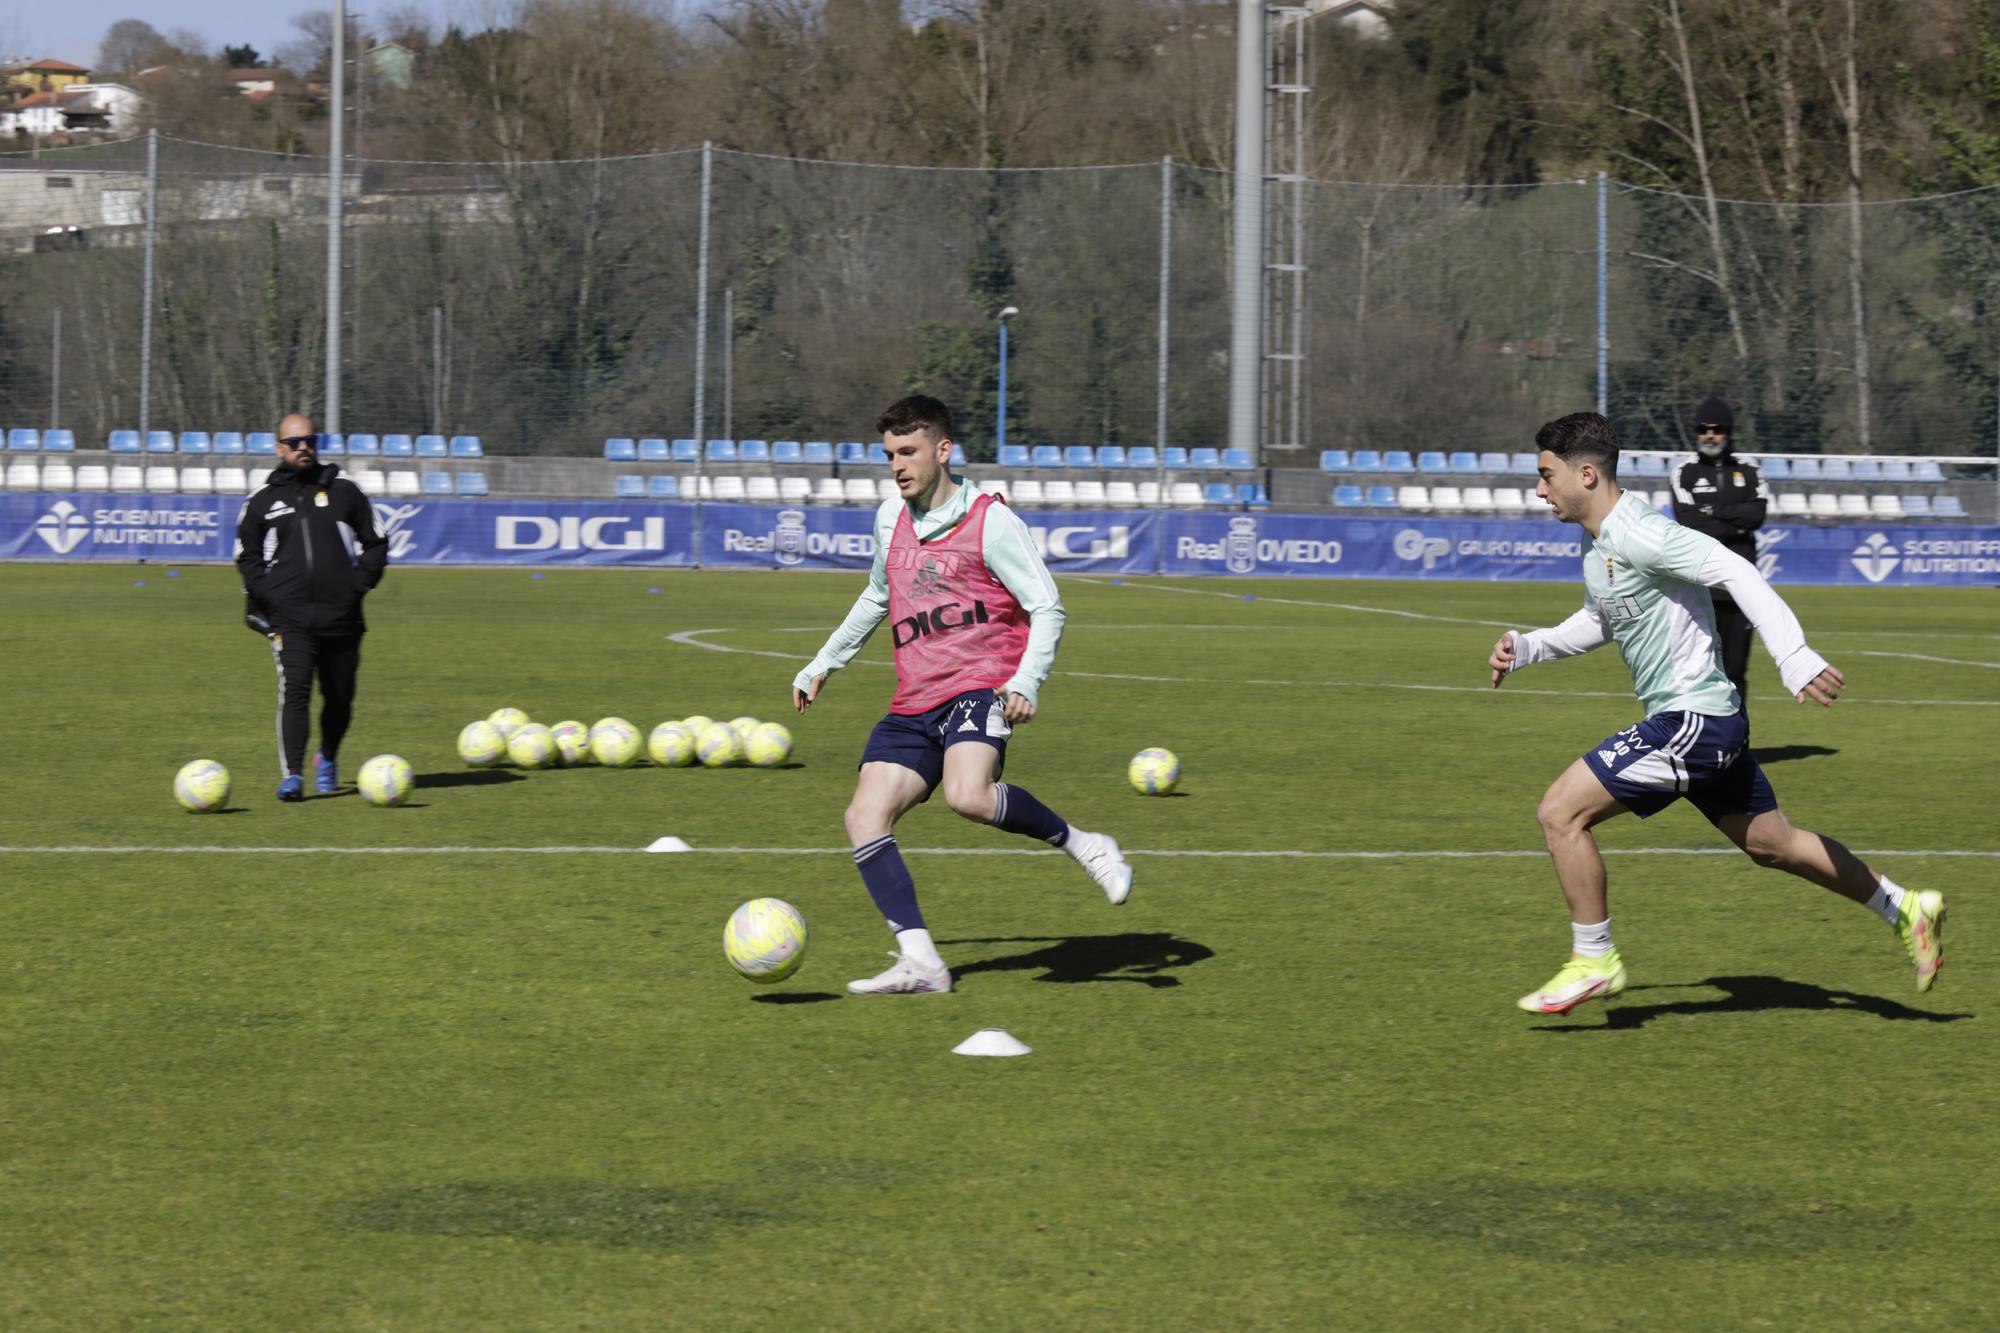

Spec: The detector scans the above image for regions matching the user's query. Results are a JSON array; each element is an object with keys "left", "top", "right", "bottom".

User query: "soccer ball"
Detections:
[
  {"left": 729, "top": 715, "right": 761, "bottom": 744},
  {"left": 696, "top": 721, "right": 745, "bottom": 767},
  {"left": 723, "top": 897, "right": 809, "bottom": 983},
  {"left": 550, "top": 720, "right": 590, "bottom": 766},
  {"left": 590, "top": 717, "right": 642, "bottom": 768},
  {"left": 458, "top": 720, "right": 506, "bottom": 767},
  {"left": 682, "top": 714, "right": 714, "bottom": 737},
  {"left": 358, "top": 754, "right": 415, "bottom": 807},
  {"left": 173, "top": 759, "right": 231, "bottom": 812},
  {"left": 1128, "top": 747, "right": 1181, "bottom": 795},
  {"left": 648, "top": 721, "right": 697, "bottom": 767},
  {"left": 507, "top": 722, "right": 557, "bottom": 769},
  {"left": 488, "top": 707, "right": 530, "bottom": 740},
  {"left": 745, "top": 721, "right": 794, "bottom": 768}
]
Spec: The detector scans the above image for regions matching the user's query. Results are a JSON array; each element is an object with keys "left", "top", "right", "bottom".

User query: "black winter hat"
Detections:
[{"left": 1694, "top": 396, "right": 1734, "bottom": 435}]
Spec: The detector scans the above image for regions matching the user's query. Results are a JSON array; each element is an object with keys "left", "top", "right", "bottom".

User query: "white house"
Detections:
[{"left": 0, "top": 83, "right": 143, "bottom": 137}]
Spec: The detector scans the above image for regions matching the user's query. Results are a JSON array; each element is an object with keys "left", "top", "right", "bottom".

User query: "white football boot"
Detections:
[
  {"left": 846, "top": 952, "right": 953, "bottom": 996},
  {"left": 1067, "top": 830, "right": 1134, "bottom": 905}
]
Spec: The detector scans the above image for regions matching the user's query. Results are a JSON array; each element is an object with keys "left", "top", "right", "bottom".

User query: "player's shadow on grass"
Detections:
[
  {"left": 942, "top": 933, "right": 1214, "bottom": 987},
  {"left": 1752, "top": 745, "right": 1839, "bottom": 765},
  {"left": 413, "top": 770, "right": 527, "bottom": 790},
  {"left": 750, "top": 992, "right": 841, "bottom": 1004},
  {"left": 1535, "top": 974, "right": 1971, "bottom": 1032}
]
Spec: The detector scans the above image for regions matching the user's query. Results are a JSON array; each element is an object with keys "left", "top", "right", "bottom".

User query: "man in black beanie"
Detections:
[{"left": 1671, "top": 396, "right": 1769, "bottom": 712}]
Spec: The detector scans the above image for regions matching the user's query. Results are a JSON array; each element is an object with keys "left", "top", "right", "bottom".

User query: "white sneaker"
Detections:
[
  {"left": 1067, "top": 830, "right": 1134, "bottom": 905},
  {"left": 846, "top": 951, "right": 953, "bottom": 995}
]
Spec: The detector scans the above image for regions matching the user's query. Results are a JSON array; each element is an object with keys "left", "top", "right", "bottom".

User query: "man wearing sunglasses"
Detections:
[
  {"left": 1670, "top": 396, "right": 1769, "bottom": 714},
  {"left": 236, "top": 412, "right": 390, "bottom": 801}
]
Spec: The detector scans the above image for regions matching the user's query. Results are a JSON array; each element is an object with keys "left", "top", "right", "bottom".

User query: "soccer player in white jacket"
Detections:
[{"left": 1489, "top": 412, "right": 1946, "bottom": 1015}]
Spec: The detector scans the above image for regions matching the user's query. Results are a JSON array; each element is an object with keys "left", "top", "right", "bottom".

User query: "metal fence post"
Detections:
[
  {"left": 692, "top": 141, "right": 713, "bottom": 570},
  {"left": 1157, "top": 154, "right": 1173, "bottom": 574},
  {"left": 138, "top": 128, "right": 157, "bottom": 442},
  {"left": 50, "top": 309, "right": 61, "bottom": 430},
  {"left": 1596, "top": 170, "right": 1608, "bottom": 418},
  {"left": 325, "top": 0, "right": 346, "bottom": 432}
]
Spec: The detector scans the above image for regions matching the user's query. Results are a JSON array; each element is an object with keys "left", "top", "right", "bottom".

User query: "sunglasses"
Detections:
[{"left": 279, "top": 434, "right": 319, "bottom": 447}]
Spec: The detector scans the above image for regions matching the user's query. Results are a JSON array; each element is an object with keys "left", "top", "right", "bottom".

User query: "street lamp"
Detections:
[{"left": 996, "top": 305, "right": 1020, "bottom": 454}]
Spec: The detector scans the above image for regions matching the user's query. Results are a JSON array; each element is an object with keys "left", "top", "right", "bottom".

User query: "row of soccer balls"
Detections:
[
  {"left": 173, "top": 755, "right": 414, "bottom": 811},
  {"left": 460, "top": 707, "right": 795, "bottom": 770}
]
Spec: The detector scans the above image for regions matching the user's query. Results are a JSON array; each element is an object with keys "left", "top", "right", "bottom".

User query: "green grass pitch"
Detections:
[{"left": 1, "top": 562, "right": 1993, "bottom": 1327}]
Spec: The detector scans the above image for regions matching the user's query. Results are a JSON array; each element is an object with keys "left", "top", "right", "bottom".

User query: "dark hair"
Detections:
[
  {"left": 1534, "top": 411, "right": 1619, "bottom": 479},
  {"left": 876, "top": 395, "right": 952, "bottom": 440}
]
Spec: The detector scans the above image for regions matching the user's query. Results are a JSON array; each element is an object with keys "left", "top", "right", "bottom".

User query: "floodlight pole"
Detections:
[
  {"left": 1226, "top": 0, "right": 1264, "bottom": 464},
  {"left": 325, "top": 0, "right": 346, "bottom": 432},
  {"left": 139, "top": 127, "right": 157, "bottom": 443},
  {"left": 692, "top": 141, "right": 713, "bottom": 569}
]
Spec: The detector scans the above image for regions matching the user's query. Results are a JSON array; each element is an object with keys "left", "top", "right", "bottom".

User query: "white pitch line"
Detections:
[
  {"left": 666, "top": 629, "right": 2000, "bottom": 708},
  {"left": 3, "top": 845, "right": 1996, "bottom": 859},
  {"left": 1072, "top": 576, "right": 1519, "bottom": 629},
  {"left": 1854, "top": 650, "right": 2000, "bottom": 671}
]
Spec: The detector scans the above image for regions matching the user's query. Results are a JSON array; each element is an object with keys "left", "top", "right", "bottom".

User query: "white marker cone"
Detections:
[
  {"left": 645, "top": 836, "right": 692, "bottom": 853},
  {"left": 952, "top": 1028, "right": 1031, "bottom": 1057}
]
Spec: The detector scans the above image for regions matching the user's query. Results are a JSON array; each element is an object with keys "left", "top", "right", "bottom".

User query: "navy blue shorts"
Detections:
[
  {"left": 859, "top": 688, "right": 1013, "bottom": 796},
  {"left": 1582, "top": 710, "right": 1778, "bottom": 824}
]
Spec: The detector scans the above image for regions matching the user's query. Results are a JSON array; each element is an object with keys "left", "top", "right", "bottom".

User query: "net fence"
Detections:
[{"left": 1, "top": 135, "right": 1996, "bottom": 461}]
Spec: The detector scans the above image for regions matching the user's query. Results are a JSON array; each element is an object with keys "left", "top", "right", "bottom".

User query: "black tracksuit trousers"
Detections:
[{"left": 270, "top": 631, "right": 363, "bottom": 777}]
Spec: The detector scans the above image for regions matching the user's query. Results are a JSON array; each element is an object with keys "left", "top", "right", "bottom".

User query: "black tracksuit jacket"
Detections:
[
  {"left": 235, "top": 461, "right": 389, "bottom": 636},
  {"left": 1671, "top": 450, "right": 1769, "bottom": 565}
]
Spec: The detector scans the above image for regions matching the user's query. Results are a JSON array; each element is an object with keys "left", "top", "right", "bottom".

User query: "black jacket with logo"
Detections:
[
  {"left": 1671, "top": 450, "right": 1769, "bottom": 565},
  {"left": 235, "top": 461, "right": 388, "bottom": 635}
]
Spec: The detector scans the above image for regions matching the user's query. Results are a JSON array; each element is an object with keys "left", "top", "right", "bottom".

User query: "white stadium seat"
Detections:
[
  {"left": 982, "top": 477, "right": 1011, "bottom": 502},
  {"left": 1776, "top": 493, "right": 1809, "bottom": 517},
  {"left": 843, "top": 477, "right": 877, "bottom": 504},
  {"left": 1396, "top": 485, "right": 1430, "bottom": 511},
  {"left": 1430, "top": 486, "right": 1465, "bottom": 513},
  {"left": 386, "top": 470, "right": 421, "bottom": 498},
  {"left": 778, "top": 476, "right": 811, "bottom": 502},
  {"left": 178, "top": 466, "right": 214, "bottom": 494},
  {"left": 812, "top": 477, "right": 844, "bottom": 504},
  {"left": 213, "top": 466, "right": 249, "bottom": 494},
  {"left": 1072, "top": 480, "right": 1107, "bottom": 506},
  {"left": 5, "top": 462, "right": 39, "bottom": 489},
  {"left": 1011, "top": 479, "right": 1044, "bottom": 505},
  {"left": 1136, "top": 481, "right": 1163, "bottom": 505},
  {"left": 76, "top": 464, "right": 110, "bottom": 490},
  {"left": 1490, "top": 487, "right": 1527, "bottom": 513},
  {"left": 145, "top": 465, "right": 179, "bottom": 492},
  {"left": 1868, "top": 493, "right": 1904, "bottom": 519},
  {"left": 40, "top": 462, "right": 75, "bottom": 490},
  {"left": 744, "top": 476, "right": 779, "bottom": 503},
  {"left": 1808, "top": 493, "right": 1840, "bottom": 518},
  {"left": 711, "top": 475, "right": 747, "bottom": 501},
  {"left": 1043, "top": 480, "right": 1077, "bottom": 506},
  {"left": 349, "top": 468, "right": 387, "bottom": 494},
  {"left": 1837, "top": 494, "right": 1869, "bottom": 518},
  {"left": 111, "top": 465, "right": 145, "bottom": 492},
  {"left": 1460, "top": 486, "right": 1494, "bottom": 511},
  {"left": 1168, "top": 482, "right": 1203, "bottom": 507},
  {"left": 1105, "top": 480, "right": 1139, "bottom": 506},
  {"left": 876, "top": 477, "right": 900, "bottom": 502}
]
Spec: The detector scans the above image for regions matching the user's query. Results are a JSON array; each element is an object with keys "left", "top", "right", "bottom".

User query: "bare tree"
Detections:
[{"left": 96, "top": 19, "right": 173, "bottom": 77}]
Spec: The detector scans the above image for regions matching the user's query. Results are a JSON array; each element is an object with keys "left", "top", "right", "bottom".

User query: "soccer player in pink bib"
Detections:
[{"left": 792, "top": 395, "right": 1134, "bottom": 995}]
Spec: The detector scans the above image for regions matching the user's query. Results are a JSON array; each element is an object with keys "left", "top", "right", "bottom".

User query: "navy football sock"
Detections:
[
  {"left": 992, "top": 783, "right": 1069, "bottom": 847},
  {"left": 854, "top": 835, "right": 924, "bottom": 932}
]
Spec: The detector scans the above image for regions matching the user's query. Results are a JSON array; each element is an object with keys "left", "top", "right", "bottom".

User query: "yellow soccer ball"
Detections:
[
  {"left": 550, "top": 720, "right": 590, "bottom": 766},
  {"left": 507, "top": 722, "right": 557, "bottom": 769},
  {"left": 696, "top": 722, "right": 745, "bottom": 768},
  {"left": 487, "top": 707, "right": 530, "bottom": 740},
  {"left": 682, "top": 714, "right": 714, "bottom": 736},
  {"left": 174, "top": 759, "right": 231, "bottom": 812},
  {"left": 358, "top": 754, "right": 415, "bottom": 807},
  {"left": 458, "top": 720, "right": 506, "bottom": 767},
  {"left": 723, "top": 897, "right": 809, "bottom": 983},
  {"left": 590, "top": 717, "right": 642, "bottom": 768},
  {"left": 729, "top": 715, "right": 761, "bottom": 744},
  {"left": 1128, "top": 747, "right": 1181, "bottom": 795},
  {"left": 745, "top": 721, "right": 794, "bottom": 768},
  {"left": 648, "top": 721, "right": 697, "bottom": 767}
]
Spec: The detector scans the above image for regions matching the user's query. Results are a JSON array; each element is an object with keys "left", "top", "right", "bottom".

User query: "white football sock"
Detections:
[
  {"left": 1571, "top": 918, "right": 1615, "bottom": 958},
  {"left": 895, "top": 928, "right": 945, "bottom": 970},
  {"left": 1865, "top": 876, "right": 1907, "bottom": 926}
]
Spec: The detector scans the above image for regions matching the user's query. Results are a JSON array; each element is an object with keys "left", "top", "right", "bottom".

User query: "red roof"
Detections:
[{"left": 6, "top": 58, "right": 90, "bottom": 74}]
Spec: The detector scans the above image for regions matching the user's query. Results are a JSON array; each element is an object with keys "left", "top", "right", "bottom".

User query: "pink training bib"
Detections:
[{"left": 885, "top": 492, "right": 1031, "bottom": 714}]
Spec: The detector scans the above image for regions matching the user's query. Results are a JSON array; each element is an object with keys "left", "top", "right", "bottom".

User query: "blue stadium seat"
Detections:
[
  {"left": 1190, "top": 447, "right": 1223, "bottom": 470},
  {"left": 1382, "top": 450, "right": 1415, "bottom": 472},
  {"left": 1222, "top": 447, "right": 1253, "bottom": 470},
  {"left": 1126, "top": 446, "right": 1159, "bottom": 470},
  {"left": 998, "top": 444, "right": 1031, "bottom": 468},
  {"left": 455, "top": 472, "right": 489, "bottom": 497},
  {"left": 1449, "top": 451, "right": 1481, "bottom": 473},
  {"left": 1236, "top": 483, "right": 1270, "bottom": 507},
  {"left": 1162, "top": 446, "right": 1190, "bottom": 469},
  {"left": 108, "top": 430, "right": 141, "bottom": 453},
  {"left": 648, "top": 475, "right": 679, "bottom": 498},
  {"left": 1097, "top": 446, "right": 1128, "bottom": 469},
  {"left": 615, "top": 474, "right": 645, "bottom": 499},
  {"left": 1633, "top": 455, "right": 1668, "bottom": 478},
  {"left": 837, "top": 441, "right": 867, "bottom": 464},
  {"left": 770, "top": 441, "right": 803, "bottom": 464},
  {"left": 1319, "top": 449, "right": 1352, "bottom": 473},
  {"left": 1852, "top": 459, "right": 1882, "bottom": 482},
  {"left": 416, "top": 434, "right": 448, "bottom": 458},
  {"left": 865, "top": 442, "right": 889, "bottom": 465},
  {"left": 1478, "top": 452, "right": 1510, "bottom": 474},
  {"left": 146, "top": 431, "right": 175, "bottom": 453},
  {"left": 1820, "top": 457, "right": 1853, "bottom": 481},
  {"left": 247, "top": 433, "right": 277, "bottom": 455},
  {"left": 346, "top": 434, "right": 379, "bottom": 456},
  {"left": 421, "top": 471, "right": 453, "bottom": 496},
  {"left": 1791, "top": 457, "right": 1823, "bottom": 480},
  {"left": 738, "top": 439, "right": 769, "bottom": 462},
  {"left": 1200, "top": 483, "right": 1234, "bottom": 505},
  {"left": 317, "top": 433, "right": 344, "bottom": 456},
  {"left": 1032, "top": 445, "right": 1064, "bottom": 469},
  {"left": 672, "top": 439, "right": 699, "bottom": 462},
  {"left": 8, "top": 428, "right": 41, "bottom": 450},
  {"left": 1333, "top": 484, "right": 1366, "bottom": 507},
  {"left": 1913, "top": 460, "right": 1945, "bottom": 482},
  {"left": 1418, "top": 451, "right": 1450, "bottom": 473},
  {"left": 604, "top": 437, "right": 637, "bottom": 461},
  {"left": 211, "top": 432, "right": 243, "bottom": 455},
  {"left": 449, "top": 435, "right": 483, "bottom": 458},
  {"left": 1510, "top": 452, "right": 1538, "bottom": 475},
  {"left": 1901, "top": 494, "right": 1931, "bottom": 518},
  {"left": 803, "top": 441, "right": 834, "bottom": 464},
  {"left": 1759, "top": 456, "right": 1790, "bottom": 480},
  {"left": 707, "top": 439, "right": 738, "bottom": 462},
  {"left": 950, "top": 443, "right": 967, "bottom": 466},
  {"left": 637, "top": 438, "right": 668, "bottom": 462},
  {"left": 1366, "top": 485, "right": 1398, "bottom": 508},
  {"left": 1878, "top": 458, "right": 1912, "bottom": 482},
  {"left": 43, "top": 429, "right": 75, "bottom": 451},
  {"left": 382, "top": 434, "right": 415, "bottom": 457},
  {"left": 1933, "top": 494, "right": 1966, "bottom": 518},
  {"left": 1352, "top": 450, "right": 1383, "bottom": 470},
  {"left": 1065, "top": 445, "right": 1096, "bottom": 468}
]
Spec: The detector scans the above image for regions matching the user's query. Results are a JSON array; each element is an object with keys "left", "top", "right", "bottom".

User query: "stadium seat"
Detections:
[
  {"left": 1510, "top": 452, "right": 1539, "bottom": 476},
  {"left": 1430, "top": 486, "right": 1465, "bottom": 513},
  {"left": 1396, "top": 485, "right": 1430, "bottom": 511},
  {"left": 707, "top": 439, "right": 738, "bottom": 462},
  {"left": 349, "top": 468, "right": 387, "bottom": 494},
  {"left": 110, "top": 464, "right": 144, "bottom": 492},
  {"left": 745, "top": 476, "right": 779, "bottom": 502},
  {"left": 143, "top": 465, "right": 177, "bottom": 492},
  {"left": 1914, "top": 460, "right": 1946, "bottom": 482},
  {"left": 1837, "top": 494, "right": 1869, "bottom": 518},
  {"left": 141, "top": 430, "right": 172, "bottom": 454},
  {"left": 800, "top": 441, "right": 833, "bottom": 465},
  {"left": 421, "top": 471, "right": 453, "bottom": 497},
  {"left": 864, "top": 442, "right": 889, "bottom": 465},
  {"left": 7, "top": 461, "right": 39, "bottom": 487},
  {"left": 75, "top": 464, "right": 111, "bottom": 490},
  {"left": 248, "top": 433, "right": 278, "bottom": 455},
  {"left": 1383, "top": 451, "right": 1416, "bottom": 472},
  {"left": 1199, "top": 482, "right": 1233, "bottom": 505},
  {"left": 1127, "top": 446, "right": 1160, "bottom": 470},
  {"left": 1775, "top": 493, "right": 1809, "bottom": 517},
  {"left": 713, "top": 475, "right": 748, "bottom": 501},
  {"left": 1012, "top": 479, "right": 1045, "bottom": 505},
  {"left": 212, "top": 432, "right": 244, "bottom": 455},
  {"left": 1105, "top": 480, "right": 1139, "bottom": 506},
  {"left": 108, "top": 430, "right": 141, "bottom": 453},
  {"left": 212, "top": 466, "right": 247, "bottom": 493},
  {"left": 1418, "top": 450, "right": 1450, "bottom": 473},
  {"left": 1478, "top": 452, "right": 1510, "bottom": 475},
  {"left": 1899, "top": 494, "right": 1930, "bottom": 518},
  {"left": 1461, "top": 486, "right": 1495, "bottom": 511},
  {"left": 1852, "top": 459, "right": 1882, "bottom": 482},
  {"left": 1032, "top": 445, "right": 1064, "bottom": 469},
  {"left": 1868, "top": 493, "right": 1903, "bottom": 519},
  {"left": 770, "top": 441, "right": 803, "bottom": 464},
  {"left": 345, "top": 434, "right": 379, "bottom": 456},
  {"left": 1633, "top": 454, "right": 1668, "bottom": 478},
  {"left": 686, "top": 475, "right": 715, "bottom": 500},
  {"left": 1072, "top": 480, "right": 1107, "bottom": 506},
  {"left": 1190, "top": 447, "right": 1222, "bottom": 470},
  {"left": 837, "top": 441, "right": 868, "bottom": 465},
  {"left": 1237, "top": 484, "right": 1270, "bottom": 507},
  {"left": 983, "top": 477, "right": 1012, "bottom": 502},
  {"left": 177, "top": 431, "right": 210, "bottom": 454},
  {"left": 1807, "top": 492, "right": 1840, "bottom": 518},
  {"left": 1222, "top": 447, "right": 1254, "bottom": 470},
  {"left": 1933, "top": 494, "right": 1966, "bottom": 518},
  {"left": 1759, "top": 456, "right": 1791, "bottom": 480},
  {"left": 8, "top": 428, "right": 41, "bottom": 451},
  {"left": 997, "top": 444, "right": 1031, "bottom": 468},
  {"left": 738, "top": 440, "right": 770, "bottom": 463},
  {"left": 615, "top": 474, "right": 645, "bottom": 499},
  {"left": 1352, "top": 450, "right": 1383, "bottom": 470},
  {"left": 843, "top": 477, "right": 877, "bottom": 504},
  {"left": 672, "top": 439, "right": 700, "bottom": 462},
  {"left": 1319, "top": 449, "right": 1353, "bottom": 473},
  {"left": 1167, "top": 481, "right": 1203, "bottom": 507},
  {"left": 386, "top": 470, "right": 421, "bottom": 497},
  {"left": 415, "top": 435, "right": 447, "bottom": 458},
  {"left": 1098, "top": 446, "right": 1128, "bottom": 469},
  {"left": 1448, "top": 451, "right": 1481, "bottom": 474},
  {"left": 1490, "top": 487, "right": 1528, "bottom": 513},
  {"left": 1366, "top": 485, "right": 1398, "bottom": 509},
  {"left": 318, "top": 434, "right": 345, "bottom": 456},
  {"left": 44, "top": 429, "right": 75, "bottom": 452},
  {"left": 1065, "top": 446, "right": 1096, "bottom": 468},
  {"left": 777, "top": 476, "right": 812, "bottom": 503},
  {"left": 1045, "top": 480, "right": 1079, "bottom": 506},
  {"left": 382, "top": 435, "right": 415, "bottom": 457},
  {"left": 1879, "top": 458, "right": 1912, "bottom": 482},
  {"left": 449, "top": 436, "right": 483, "bottom": 458},
  {"left": 1821, "top": 458, "right": 1854, "bottom": 482},
  {"left": 1135, "top": 481, "right": 1163, "bottom": 505},
  {"left": 812, "top": 476, "right": 844, "bottom": 504},
  {"left": 1333, "top": 484, "right": 1366, "bottom": 508},
  {"left": 632, "top": 438, "right": 666, "bottom": 462},
  {"left": 951, "top": 444, "right": 967, "bottom": 466},
  {"left": 1791, "top": 457, "right": 1823, "bottom": 480},
  {"left": 869, "top": 477, "right": 896, "bottom": 502},
  {"left": 40, "top": 461, "right": 75, "bottom": 490},
  {"left": 456, "top": 472, "right": 489, "bottom": 497},
  {"left": 646, "top": 474, "right": 679, "bottom": 499},
  {"left": 1162, "top": 446, "right": 1190, "bottom": 469},
  {"left": 605, "top": 438, "right": 638, "bottom": 461}
]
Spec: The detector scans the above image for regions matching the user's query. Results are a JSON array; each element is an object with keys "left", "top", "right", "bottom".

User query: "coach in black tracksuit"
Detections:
[
  {"left": 236, "top": 415, "right": 389, "bottom": 800},
  {"left": 1672, "top": 395, "right": 1769, "bottom": 713}
]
